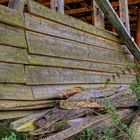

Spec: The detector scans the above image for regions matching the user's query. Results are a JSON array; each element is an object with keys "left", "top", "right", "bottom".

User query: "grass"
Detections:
[{"left": 0, "top": 119, "right": 32, "bottom": 140}]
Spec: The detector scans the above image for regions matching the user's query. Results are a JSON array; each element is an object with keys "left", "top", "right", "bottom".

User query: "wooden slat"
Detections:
[
  {"left": 0, "top": 63, "right": 26, "bottom": 83},
  {"left": 31, "top": 84, "right": 129, "bottom": 100},
  {"left": 25, "top": 21, "right": 123, "bottom": 52},
  {"left": 0, "top": 45, "right": 29, "bottom": 64},
  {"left": 0, "top": 110, "right": 47, "bottom": 120},
  {"left": 0, "top": 23, "right": 27, "bottom": 48},
  {"left": 0, "top": 4, "right": 25, "bottom": 27},
  {"left": 25, "top": 14, "right": 120, "bottom": 51},
  {"left": 27, "top": 0, "right": 119, "bottom": 43},
  {"left": 0, "top": 84, "right": 33, "bottom": 100},
  {"left": 136, "top": 10, "right": 140, "bottom": 48},
  {"left": 25, "top": 29, "right": 124, "bottom": 54},
  {"left": 93, "top": 0, "right": 105, "bottom": 29},
  {"left": 0, "top": 100, "right": 56, "bottom": 110},
  {"left": 50, "top": 0, "right": 64, "bottom": 14},
  {"left": 29, "top": 55, "right": 135, "bottom": 74},
  {"left": 8, "top": 0, "right": 27, "bottom": 12},
  {"left": 26, "top": 31, "right": 133, "bottom": 65},
  {"left": 26, "top": 66, "right": 135, "bottom": 85},
  {"left": 119, "top": 0, "right": 130, "bottom": 35},
  {"left": 95, "top": 0, "right": 140, "bottom": 62}
]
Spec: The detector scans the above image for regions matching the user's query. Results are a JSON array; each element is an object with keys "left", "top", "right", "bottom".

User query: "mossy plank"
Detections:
[
  {"left": 0, "top": 110, "right": 47, "bottom": 120},
  {"left": 0, "top": 84, "right": 33, "bottom": 100},
  {"left": 26, "top": 31, "right": 133, "bottom": 65},
  {"left": 0, "top": 63, "right": 26, "bottom": 83},
  {"left": 29, "top": 55, "right": 135, "bottom": 74},
  {"left": 31, "top": 84, "right": 130, "bottom": 100},
  {"left": 0, "top": 23, "right": 27, "bottom": 48},
  {"left": 0, "top": 100, "right": 56, "bottom": 110},
  {"left": 26, "top": 66, "right": 135, "bottom": 85},
  {"left": 27, "top": 0, "right": 119, "bottom": 43},
  {"left": 0, "top": 45, "right": 29, "bottom": 64},
  {"left": 0, "top": 4, "right": 25, "bottom": 27},
  {"left": 25, "top": 15, "right": 125, "bottom": 52}
]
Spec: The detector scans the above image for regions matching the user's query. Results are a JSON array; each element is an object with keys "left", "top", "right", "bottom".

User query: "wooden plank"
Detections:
[
  {"left": 25, "top": 24, "right": 123, "bottom": 52},
  {"left": 0, "top": 4, "right": 25, "bottom": 27},
  {"left": 95, "top": 0, "right": 140, "bottom": 62},
  {"left": 136, "top": 10, "right": 140, "bottom": 48},
  {"left": 26, "top": 31, "right": 133, "bottom": 65},
  {"left": 0, "top": 23, "right": 27, "bottom": 48},
  {"left": 0, "top": 63, "right": 26, "bottom": 83},
  {"left": 8, "top": 0, "right": 27, "bottom": 12},
  {"left": 50, "top": 0, "right": 64, "bottom": 14},
  {"left": 26, "top": 66, "right": 135, "bottom": 85},
  {"left": 119, "top": 0, "right": 130, "bottom": 35},
  {"left": 0, "top": 110, "right": 47, "bottom": 120},
  {"left": 0, "top": 100, "right": 56, "bottom": 110},
  {"left": 27, "top": 0, "right": 119, "bottom": 43},
  {"left": 0, "top": 84, "right": 33, "bottom": 100},
  {"left": 29, "top": 55, "right": 135, "bottom": 74},
  {"left": 0, "top": 45, "right": 29, "bottom": 64},
  {"left": 92, "top": 0, "right": 105, "bottom": 29},
  {"left": 31, "top": 84, "right": 130, "bottom": 100}
]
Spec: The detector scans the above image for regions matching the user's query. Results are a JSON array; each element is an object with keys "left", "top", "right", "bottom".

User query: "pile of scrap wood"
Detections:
[{"left": 10, "top": 86, "right": 140, "bottom": 140}]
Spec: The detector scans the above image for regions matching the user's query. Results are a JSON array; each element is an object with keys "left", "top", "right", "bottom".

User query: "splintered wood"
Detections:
[{"left": 11, "top": 86, "right": 138, "bottom": 139}]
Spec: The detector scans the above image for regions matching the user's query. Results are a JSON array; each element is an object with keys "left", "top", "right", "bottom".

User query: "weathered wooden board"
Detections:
[
  {"left": 26, "top": 31, "right": 133, "bottom": 65},
  {"left": 25, "top": 15, "right": 125, "bottom": 52},
  {"left": 29, "top": 55, "right": 135, "bottom": 74},
  {"left": 0, "top": 100, "right": 56, "bottom": 110},
  {"left": 95, "top": 0, "right": 140, "bottom": 62},
  {"left": 0, "top": 84, "right": 33, "bottom": 100},
  {"left": 27, "top": 0, "right": 119, "bottom": 43},
  {"left": 0, "top": 45, "right": 29, "bottom": 64},
  {"left": 26, "top": 66, "right": 135, "bottom": 85},
  {"left": 0, "top": 63, "right": 26, "bottom": 83},
  {"left": 31, "top": 84, "right": 129, "bottom": 100},
  {"left": 0, "top": 4, "right": 25, "bottom": 27},
  {"left": 0, "top": 110, "right": 47, "bottom": 120},
  {"left": 0, "top": 23, "right": 27, "bottom": 48}
]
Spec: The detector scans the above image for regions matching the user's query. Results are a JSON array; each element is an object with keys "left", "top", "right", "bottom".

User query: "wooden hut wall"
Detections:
[{"left": 0, "top": 0, "right": 135, "bottom": 118}]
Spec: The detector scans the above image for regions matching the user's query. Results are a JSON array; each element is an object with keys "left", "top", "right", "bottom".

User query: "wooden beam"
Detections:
[
  {"left": 136, "top": 10, "right": 140, "bottom": 48},
  {"left": 92, "top": 0, "right": 105, "bottom": 29},
  {"left": 112, "top": 0, "right": 140, "bottom": 7},
  {"left": 50, "top": 0, "right": 64, "bottom": 14},
  {"left": 65, "top": 7, "right": 92, "bottom": 15},
  {"left": 8, "top": 0, "right": 27, "bottom": 12},
  {"left": 119, "top": 0, "right": 130, "bottom": 35},
  {"left": 95, "top": 0, "right": 140, "bottom": 62}
]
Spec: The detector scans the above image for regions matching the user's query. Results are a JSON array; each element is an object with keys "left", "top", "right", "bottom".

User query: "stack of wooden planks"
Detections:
[
  {"left": 0, "top": 0, "right": 136, "bottom": 120},
  {"left": 10, "top": 86, "right": 138, "bottom": 140}
]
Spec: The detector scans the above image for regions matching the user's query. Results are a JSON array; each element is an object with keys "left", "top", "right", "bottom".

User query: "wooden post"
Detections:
[
  {"left": 95, "top": 0, "right": 140, "bottom": 62},
  {"left": 50, "top": 0, "right": 64, "bottom": 14},
  {"left": 8, "top": 0, "right": 27, "bottom": 12},
  {"left": 136, "top": 10, "right": 140, "bottom": 48},
  {"left": 92, "top": 0, "right": 105, "bottom": 29},
  {"left": 119, "top": 0, "right": 130, "bottom": 35}
]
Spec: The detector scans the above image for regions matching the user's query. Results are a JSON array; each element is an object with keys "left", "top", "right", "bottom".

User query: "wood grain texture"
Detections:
[
  {"left": 0, "top": 45, "right": 29, "bottom": 64},
  {"left": 27, "top": 0, "right": 119, "bottom": 42},
  {"left": 25, "top": 15, "right": 125, "bottom": 52},
  {"left": 0, "top": 100, "right": 56, "bottom": 110},
  {"left": 0, "top": 4, "right": 25, "bottom": 27},
  {"left": 31, "top": 84, "right": 130, "bottom": 100},
  {"left": 0, "top": 110, "right": 47, "bottom": 120},
  {"left": 0, "top": 84, "right": 33, "bottom": 100},
  {"left": 26, "top": 66, "right": 135, "bottom": 85},
  {"left": 0, "top": 23, "right": 27, "bottom": 48},
  {"left": 0, "top": 63, "right": 26, "bottom": 83},
  {"left": 26, "top": 31, "right": 133, "bottom": 65},
  {"left": 29, "top": 55, "right": 135, "bottom": 74}
]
